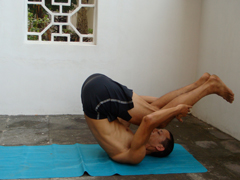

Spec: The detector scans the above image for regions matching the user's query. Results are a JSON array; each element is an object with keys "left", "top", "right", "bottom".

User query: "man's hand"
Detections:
[{"left": 176, "top": 104, "right": 192, "bottom": 122}]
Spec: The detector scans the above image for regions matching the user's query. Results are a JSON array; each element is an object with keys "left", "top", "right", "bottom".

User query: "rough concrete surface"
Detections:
[{"left": 0, "top": 114, "right": 240, "bottom": 180}]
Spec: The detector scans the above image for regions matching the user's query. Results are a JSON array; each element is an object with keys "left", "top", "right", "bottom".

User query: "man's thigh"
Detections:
[{"left": 128, "top": 92, "right": 159, "bottom": 125}]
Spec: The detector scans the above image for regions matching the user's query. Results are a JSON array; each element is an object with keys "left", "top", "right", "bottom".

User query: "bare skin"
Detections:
[
  {"left": 127, "top": 72, "right": 212, "bottom": 126},
  {"left": 85, "top": 73, "right": 234, "bottom": 164}
]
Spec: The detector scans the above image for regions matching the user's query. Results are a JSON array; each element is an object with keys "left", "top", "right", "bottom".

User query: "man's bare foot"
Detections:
[
  {"left": 195, "top": 72, "right": 211, "bottom": 87},
  {"left": 208, "top": 75, "right": 234, "bottom": 103}
]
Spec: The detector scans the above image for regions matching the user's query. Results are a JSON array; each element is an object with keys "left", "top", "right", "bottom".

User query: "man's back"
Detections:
[{"left": 85, "top": 115, "right": 134, "bottom": 158}]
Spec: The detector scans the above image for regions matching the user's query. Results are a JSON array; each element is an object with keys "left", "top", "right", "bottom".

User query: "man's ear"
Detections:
[{"left": 156, "top": 144, "right": 165, "bottom": 152}]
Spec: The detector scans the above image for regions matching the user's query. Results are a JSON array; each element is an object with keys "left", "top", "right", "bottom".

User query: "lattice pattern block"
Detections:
[
  {"left": 52, "top": 0, "right": 71, "bottom": 6},
  {"left": 27, "top": 0, "right": 96, "bottom": 44}
]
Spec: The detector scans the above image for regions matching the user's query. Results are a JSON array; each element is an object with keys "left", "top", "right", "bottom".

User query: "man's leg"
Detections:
[
  {"left": 128, "top": 73, "right": 210, "bottom": 125},
  {"left": 162, "top": 75, "right": 234, "bottom": 108},
  {"left": 158, "top": 75, "right": 234, "bottom": 127},
  {"left": 128, "top": 92, "right": 159, "bottom": 125},
  {"left": 151, "top": 73, "right": 211, "bottom": 108},
  {"left": 129, "top": 74, "right": 234, "bottom": 126}
]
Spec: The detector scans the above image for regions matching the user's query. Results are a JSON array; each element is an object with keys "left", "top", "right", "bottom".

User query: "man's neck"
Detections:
[{"left": 145, "top": 143, "right": 154, "bottom": 155}]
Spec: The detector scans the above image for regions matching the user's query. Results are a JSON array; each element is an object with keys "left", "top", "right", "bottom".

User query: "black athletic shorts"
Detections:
[{"left": 81, "top": 73, "right": 134, "bottom": 122}]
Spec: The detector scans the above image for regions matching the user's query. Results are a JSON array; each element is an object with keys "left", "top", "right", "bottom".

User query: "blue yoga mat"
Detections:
[{"left": 0, "top": 143, "right": 207, "bottom": 179}]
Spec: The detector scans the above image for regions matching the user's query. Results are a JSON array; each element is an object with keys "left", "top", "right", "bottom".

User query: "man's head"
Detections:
[{"left": 147, "top": 129, "right": 174, "bottom": 157}]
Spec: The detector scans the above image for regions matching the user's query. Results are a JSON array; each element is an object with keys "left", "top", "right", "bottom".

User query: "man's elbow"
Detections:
[
  {"left": 143, "top": 114, "right": 166, "bottom": 129},
  {"left": 142, "top": 115, "right": 155, "bottom": 128}
]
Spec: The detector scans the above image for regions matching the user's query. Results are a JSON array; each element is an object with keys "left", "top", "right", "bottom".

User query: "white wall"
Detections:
[
  {"left": 193, "top": 0, "right": 240, "bottom": 140},
  {"left": 0, "top": 0, "right": 202, "bottom": 115}
]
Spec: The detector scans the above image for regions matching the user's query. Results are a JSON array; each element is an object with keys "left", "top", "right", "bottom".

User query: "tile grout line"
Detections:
[{"left": 46, "top": 115, "right": 52, "bottom": 144}]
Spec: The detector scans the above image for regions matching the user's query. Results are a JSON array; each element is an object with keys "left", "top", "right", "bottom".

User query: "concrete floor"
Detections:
[{"left": 0, "top": 114, "right": 240, "bottom": 180}]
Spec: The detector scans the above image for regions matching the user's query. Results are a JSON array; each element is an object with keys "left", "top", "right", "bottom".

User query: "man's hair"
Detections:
[{"left": 150, "top": 130, "right": 174, "bottom": 158}]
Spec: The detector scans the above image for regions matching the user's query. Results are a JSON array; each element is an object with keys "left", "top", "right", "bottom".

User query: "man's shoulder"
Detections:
[{"left": 110, "top": 148, "right": 146, "bottom": 165}]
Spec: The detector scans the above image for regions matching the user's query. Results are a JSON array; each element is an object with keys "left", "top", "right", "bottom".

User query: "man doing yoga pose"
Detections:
[{"left": 81, "top": 73, "right": 234, "bottom": 164}]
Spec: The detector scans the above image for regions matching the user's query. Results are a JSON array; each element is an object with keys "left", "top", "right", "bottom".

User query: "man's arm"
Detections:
[
  {"left": 112, "top": 104, "right": 191, "bottom": 164},
  {"left": 157, "top": 105, "right": 191, "bottom": 128}
]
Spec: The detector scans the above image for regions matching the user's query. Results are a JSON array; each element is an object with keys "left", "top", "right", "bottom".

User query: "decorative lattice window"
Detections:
[{"left": 27, "top": 0, "right": 97, "bottom": 44}]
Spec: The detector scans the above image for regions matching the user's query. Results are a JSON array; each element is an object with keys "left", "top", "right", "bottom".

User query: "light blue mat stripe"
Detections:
[{"left": 0, "top": 143, "right": 207, "bottom": 179}]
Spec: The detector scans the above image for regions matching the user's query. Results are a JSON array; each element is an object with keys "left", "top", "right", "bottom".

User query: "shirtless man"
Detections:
[{"left": 81, "top": 73, "right": 234, "bottom": 164}]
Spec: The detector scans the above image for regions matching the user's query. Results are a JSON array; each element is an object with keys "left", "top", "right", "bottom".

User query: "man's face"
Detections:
[{"left": 149, "top": 129, "right": 170, "bottom": 146}]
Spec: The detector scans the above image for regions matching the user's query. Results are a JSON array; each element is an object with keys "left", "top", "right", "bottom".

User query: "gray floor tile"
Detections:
[
  {"left": 49, "top": 129, "right": 97, "bottom": 144},
  {"left": 0, "top": 115, "right": 8, "bottom": 131},
  {"left": 7, "top": 115, "right": 48, "bottom": 129},
  {"left": 1, "top": 128, "right": 49, "bottom": 146},
  {"left": 49, "top": 115, "right": 87, "bottom": 130}
]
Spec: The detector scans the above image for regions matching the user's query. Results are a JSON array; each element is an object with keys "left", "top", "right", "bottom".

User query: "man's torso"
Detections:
[{"left": 85, "top": 115, "right": 134, "bottom": 158}]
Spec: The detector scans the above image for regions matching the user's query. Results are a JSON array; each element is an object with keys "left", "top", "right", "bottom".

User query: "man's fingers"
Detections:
[
  {"left": 176, "top": 115, "right": 183, "bottom": 122},
  {"left": 185, "top": 105, "right": 192, "bottom": 109},
  {"left": 176, "top": 104, "right": 193, "bottom": 122}
]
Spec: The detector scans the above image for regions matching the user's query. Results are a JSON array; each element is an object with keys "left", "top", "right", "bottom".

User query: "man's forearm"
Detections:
[
  {"left": 146, "top": 106, "right": 180, "bottom": 129},
  {"left": 157, "top": 118, "right": 174, "bottom": 128}
]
